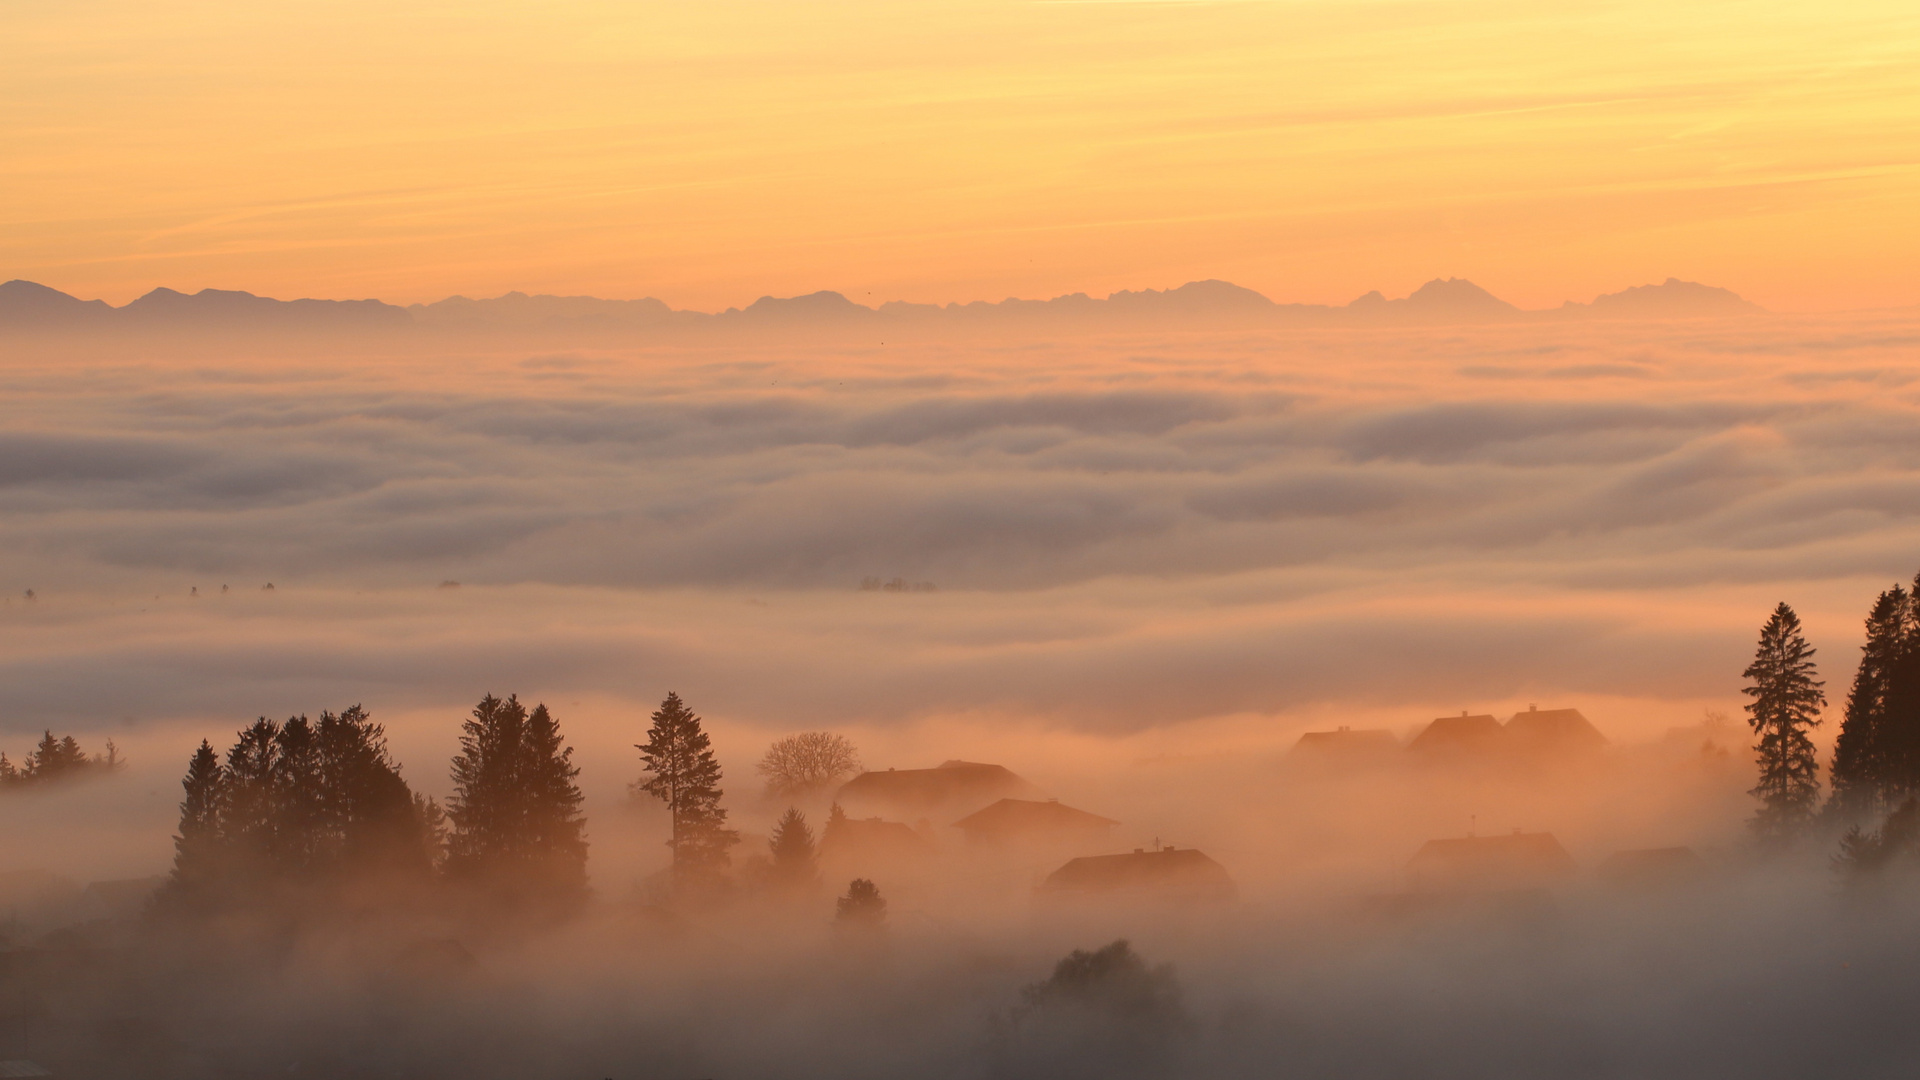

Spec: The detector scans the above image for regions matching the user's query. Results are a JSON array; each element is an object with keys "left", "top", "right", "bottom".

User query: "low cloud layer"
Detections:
[{"left": 0, "top": 315, "right": 1916, "bottom": 755}]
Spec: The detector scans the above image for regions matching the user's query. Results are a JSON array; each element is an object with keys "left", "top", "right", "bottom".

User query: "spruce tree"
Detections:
[
  {"left": 170, "top": 740, "right": 229, "bottom": 893},
  {"left": 767, "top": 807, "right": 818, "bottom": 890},
  {"left": 1744, "top": 602, "right": 1826, "bottom": 841},
  {"left": 1831, "top": 586, "right": 1908, "bottom": 819},
  {"left": 223, "top": 718, "right": 282, "bottom": 877},
  {"left": 446, "top": 693, "right": 588, "bottom": 909},
  {"left": 634, "top": 692, "right": 739, "bottom": 880},
  {"left": 1878, "top": 571, "right": 1920, "bottom": 798},
  {"left": 271, "top": 715, "right": 326, "bottom": 873}
]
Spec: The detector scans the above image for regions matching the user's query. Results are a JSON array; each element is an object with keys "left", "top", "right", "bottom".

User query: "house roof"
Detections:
[
  {"left": 952, "top": 798, "right": 1118, "bottom": 833},
  {"left": 1505, "top": 706, "right": 1608, "bottom": 752},
  {"left": 1291, "top": 727, "right": 1399, "bottom": 755},
  {"left": 1597, "top": 846, "right": 1700, "bottom": 884},
  {"left": 1041, "top": 846, "right": 1234, "bottom": 897},
  {"left": 1406, "top": 831, "right": 1576, "bottom": 890},
  {"left": 835, "top": 760, "right": 1031, "bottom": 811},
  {"left": 1407, "top": 713, "right": 1505, "bottom": 754}
]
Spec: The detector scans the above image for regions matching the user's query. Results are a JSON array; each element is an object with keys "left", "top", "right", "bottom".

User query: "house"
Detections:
[
  {"left": 834, "top": 760, "right": 1036, "bottom": 819},
  {"left": 818, "top": 811, "right": 937, "bottom": 875},
  {"left": 1597, "top": 846, "right": 1701, "bottom": 887},
  {"left": 1289, "top": 726, "right": 1399, "bottom": 764},
  {"left": 1505, "top": 705, "right": 1607, "bottom": 756},
  {"left": 1406, "top": 713, "right": 1507, "bottom": 759},
  {"left": 1040, "top": 846, "right": 1235, "bottom": 901},
  {"left": 1405, "top": 831, "right": 1576, "bottom": 893},
  {"left": 952, "top": 798, "right": 1118, "bottom": 846}
]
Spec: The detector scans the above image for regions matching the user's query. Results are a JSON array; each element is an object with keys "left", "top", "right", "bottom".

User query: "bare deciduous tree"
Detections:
[{"left": 757, "top": 732, "right": 861, "bottom": 798}]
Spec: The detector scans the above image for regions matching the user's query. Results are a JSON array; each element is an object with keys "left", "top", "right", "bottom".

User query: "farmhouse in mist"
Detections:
[
  {"left": 1407, "top": 712, "right": 1508, "bottom": 760},
  {"left": 834, "top": 760, "right": 1036, "bottom": 820},
  {"left": 1040, "top": 845, "right": 1236, "bottom": 902},
  {"left": 1292, "top": 705, "right": 1610, "bottom": 770},
  {"left": 1405, "top": 831, "right": 1577, "bottom": 893},
  {"left": 1287, "top": 726, "right": 1400, "bottom": 765},
  {"left": 952, "top": 798, "right": 1118, "bottom": 847}
]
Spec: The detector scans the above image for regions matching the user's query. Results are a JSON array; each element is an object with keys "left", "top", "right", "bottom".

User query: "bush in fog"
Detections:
[
  {"left": 634, "top": 691, "right": 739, "bottom": 885},
  {"left": 1744, "top": 602, "right": 1825, "bottom": 841},
  {"left": 160, "top": 707, "right": 439, "bottom": 911},
  {"left": 835, "top": 878, "right": 886, "bottom": 925},
  {"left": 756, "top": 731, "right": 861, "bottom": 799},
  {"left": 446, "top": 694, "right": 588, "bottom": 912},
  {"left": 0, "top": 730, "right": 122, "bottom": 787},
  {"left": 1001, "top": 940, "right": 1194, "bottom": 1080},
  {"left": 1836, "top": 796, "right": 1920, "bottom": 880}
]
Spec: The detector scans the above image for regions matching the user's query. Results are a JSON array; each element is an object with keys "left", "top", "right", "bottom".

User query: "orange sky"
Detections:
[{"left": 4, "top": 0, "right": 1918, "bottom": 311}]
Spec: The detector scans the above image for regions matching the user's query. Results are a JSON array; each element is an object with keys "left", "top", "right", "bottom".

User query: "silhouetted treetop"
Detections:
[
  {"left": 446, "top": 693, "right": 588, "bottom": 911},
  {"left": 1745, "top": 602, "right": 1825, "bottom": 842},
  {"left": 635, "top": 692, "right": 738, "bottom": 881},
  {"left": 0, "top": 730, "right": 123, "bottom": 788}
]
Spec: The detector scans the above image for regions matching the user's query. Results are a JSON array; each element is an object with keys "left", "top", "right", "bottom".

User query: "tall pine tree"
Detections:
[
  {"left": 169, "top": 740, "right": 229, "bottom": 895},
  {"left": 1877, "top": 571, "right": 1920, "bottom": 799},
  {"left": 446, "top": 693, "right": 588, "bottom": 910},
  {"left": 634, "top": 692, "right": 739, "bottom": 881},
  {"left": 1744, "top": 602, "right": 1826, "bottom": 841},
  {"left": 1830, "top": 585, "right": 1908, "bottom": 820}
]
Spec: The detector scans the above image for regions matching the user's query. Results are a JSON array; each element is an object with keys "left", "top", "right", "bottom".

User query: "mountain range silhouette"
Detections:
[{"left": 0, "top": 276, "right": 1764, "bottom": 336}]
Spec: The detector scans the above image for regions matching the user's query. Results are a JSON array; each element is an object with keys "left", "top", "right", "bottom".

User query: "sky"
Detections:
[{"left": 5, "top": 0, "right": 1919, "bottom": 311}]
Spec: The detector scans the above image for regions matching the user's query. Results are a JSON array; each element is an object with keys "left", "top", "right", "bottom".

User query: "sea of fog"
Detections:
[{"left": 3, "top": 314, "right": 1920, "bottom": 1077}]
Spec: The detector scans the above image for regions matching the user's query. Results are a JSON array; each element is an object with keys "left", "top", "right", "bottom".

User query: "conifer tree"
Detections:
[
  {"left": 446, "top": 693, "right": 588, "bottom": 908},
  {"left": 271, "top": 715, "right": 326, "bottom": 873},
  {"left": 634, "top": 692, "right": 739, "bottom": 879},
  {"left": 767, "top": 807, "right": 818, "bottom": 889},
  {"left": 1831, "top": 586, "right": 1908, "bottom": 819},
  {"left": 1877, "top": 571, "right": 1920, "bottom": 798},
  {"left": 223, "top": 718, "right": 282, "bottom": 876},
  {"left": 171, "top": 741, "right": 229, "bottom": 892},
  {"left": 1745, "top": 602, "right": 1826, "bottom": 841}
]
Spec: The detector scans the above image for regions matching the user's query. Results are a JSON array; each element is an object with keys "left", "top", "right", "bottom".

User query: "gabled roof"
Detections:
[
  {"left": 952, "top": 798, "right": 1118, "bottom": 834},
  {"left": 819, "top": 815, "right": 935, "bottom": 860},
  {"left": 1407, "top": 713, "right": 1505, "bottom": 755},
  {"left": 1291, "top": 727, "right": 1399, "bottom": 755},
  {"left": 835, "top": 760, "right": 1032, "bottom": 812},
  {"left": 1505, "top": 706, "right": 1607, "bottom": 753},
  {"left": 1406, "top": 831, "right": 1575, "bottom": 891},
  {"left": 1041, "top": 847, "right": 1234, "bottom": 899}
]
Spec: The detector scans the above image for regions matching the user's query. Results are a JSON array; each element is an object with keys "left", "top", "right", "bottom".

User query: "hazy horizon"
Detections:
[{"left": 9, "top": 1, "right": 1920, "bottom": 1076}]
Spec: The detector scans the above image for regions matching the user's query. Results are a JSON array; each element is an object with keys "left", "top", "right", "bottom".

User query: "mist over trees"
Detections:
[
  {"left": 634, "top": 691, "right": 739, "bottom": 885},
  {"left": 1001, "top": 940, "right": 1194, "bottom": 1080},
  {"left": 0, "top": 730, "right": 122, "bottom": 787},
  {"left": 1744, "top": 602, "right": 1825, "bottom": 842}
]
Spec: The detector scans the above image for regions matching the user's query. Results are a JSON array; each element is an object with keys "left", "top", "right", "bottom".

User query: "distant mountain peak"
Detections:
[{"left": 1564, "top": 278, "right": 1763, "bottom": 318}]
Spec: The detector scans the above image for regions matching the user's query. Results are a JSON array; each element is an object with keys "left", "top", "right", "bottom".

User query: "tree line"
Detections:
[
  {"left": 162, "top": 690, "right": 880, "bottom": 921},
  {"left": 0, "top": 730, "right": 122, "bottom": 787}
]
